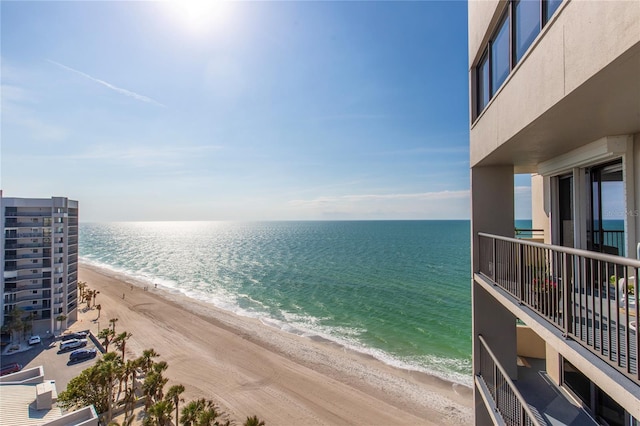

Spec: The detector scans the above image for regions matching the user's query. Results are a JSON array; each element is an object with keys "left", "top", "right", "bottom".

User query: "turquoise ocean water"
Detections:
[{"left": 80, "top": 220, "right": 472, "bottom": 385}]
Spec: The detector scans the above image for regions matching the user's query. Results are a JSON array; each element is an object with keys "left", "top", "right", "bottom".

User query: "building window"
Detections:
[
  {"left": 474, "top": 0, "right": 563, "bottom": 118},
  {"left": 563, "top": 358, "right": 633, "bottom": 425},
  {"left": 514, "top": 0, "right": 540, "bottom": 63},
  {"left": 491, "top": 13, "right": 511, "bottom": 96},
  {"left": 477, "top": 52, "right": 490, "bottom": 113},
  {"left": 544, "top": 0, "right": 562, "bottom": 22}
]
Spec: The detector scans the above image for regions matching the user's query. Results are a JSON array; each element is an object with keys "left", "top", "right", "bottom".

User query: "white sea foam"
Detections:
[{"left": 80, "top": 257, "right": 472, "bottom": 388}]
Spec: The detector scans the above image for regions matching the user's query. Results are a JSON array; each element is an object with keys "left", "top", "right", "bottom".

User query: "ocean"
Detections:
[{"left": 79, "top": 220, "right": 472, "bottom": 385}]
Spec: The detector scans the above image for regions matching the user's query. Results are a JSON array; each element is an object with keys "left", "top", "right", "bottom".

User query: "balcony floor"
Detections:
[{"left": 516, "top": 358, "right": 597, "bottom": 426}]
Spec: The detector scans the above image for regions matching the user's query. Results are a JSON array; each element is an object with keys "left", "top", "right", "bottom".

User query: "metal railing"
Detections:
[
  {"left": 478, "top": 233, "right": 639, "bottom": 383},
  {"left": 3, "top": 211, "right": 50, "bottom": 217},
  {"left": 13, "top": 273, "right": 46, "bottom": 281},
  {"left": 4, "top": 253, "right": 45, "bottom": 260},
  {"left": 4, "top": 221, "right": 47, "bottom": 227},
  {"left": 477, "top": 335, "right": 543, "bottom": 426},
  {"left": 5, "top": 232, "right": 45, "bottom": 239},
  {"left": 5, "top": 243, "right": 47, "bottom": 249},
  {"left": 515, "top": 229, "right": 545, "bottom": 239},
  {"left": 3, "top": 283, "right": 50, "bottom": 293},
  {"left": 593, "top": 230, "right": 625, "bottom": 257}
]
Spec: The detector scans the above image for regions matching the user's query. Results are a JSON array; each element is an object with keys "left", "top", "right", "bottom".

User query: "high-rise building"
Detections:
[
  {"left": 1, "top": 193, "right": 79, "bottom": 336},
  {"left": 469, "top": 0, "right": 639, "bottom": 424}
]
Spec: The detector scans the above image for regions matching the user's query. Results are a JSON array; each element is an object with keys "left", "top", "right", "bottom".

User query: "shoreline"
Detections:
[
  {"left": 77, "top": 263, "right": 473, "bottom": 425},
  {"left": 80, "top": 257, "right": 472, "bottom": 387}
]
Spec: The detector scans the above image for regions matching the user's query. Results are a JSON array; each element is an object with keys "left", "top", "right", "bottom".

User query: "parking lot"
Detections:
[{"left": 1, "top": 331, "right": 101, "bottom": 392}]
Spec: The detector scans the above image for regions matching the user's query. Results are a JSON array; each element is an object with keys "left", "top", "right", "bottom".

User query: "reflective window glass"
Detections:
[
  {"left": 514, "top": 0, "right": 541, "bottom": 63},
  {"left": 477, "top": 53, "right": 490, "bottom": 113},
  {"left": 491, "top": 14, "right": 510, "bottom": 95},
  {"left": 544, "top": 0, "right": 562, "bottom": 23}
]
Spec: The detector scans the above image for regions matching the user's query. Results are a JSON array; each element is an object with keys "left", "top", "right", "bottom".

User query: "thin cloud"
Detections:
[
  {"left": 9, "top": 144, "right": 222, "bottom": 170},
  {"left": 46, "top": 59, "right": 165, "bottom": 107},
  {"left": 289, "top": 190, "right": 469, "bottom": 207}
]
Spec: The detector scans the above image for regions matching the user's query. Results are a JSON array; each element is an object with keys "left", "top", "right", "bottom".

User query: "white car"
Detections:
[
  {"left": 28, "top": 335, "right": 41, "bottom": 346},
  {"left": 60, "top": 338, "right": 87, "bottom": 351}
]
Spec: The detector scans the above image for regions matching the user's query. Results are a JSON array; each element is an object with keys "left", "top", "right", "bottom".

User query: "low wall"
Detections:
[
  {"left": 516, "top": 325, "right": 546, "bottom": 359},
  {"left": 88, "top": 331, "right": 105, "bottom": 354}
]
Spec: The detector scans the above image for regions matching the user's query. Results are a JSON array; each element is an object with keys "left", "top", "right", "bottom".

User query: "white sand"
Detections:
[{"left": 76, "top": 265, "right": 472, "bottom": 425}]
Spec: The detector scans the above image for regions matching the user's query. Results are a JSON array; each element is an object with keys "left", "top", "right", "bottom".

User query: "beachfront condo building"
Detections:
[
  {"left": 1, "top": 193, "right": 79, "bottom": 337},
  {"left": 469, "top": 0, "right": 639, "bottom": 425}
]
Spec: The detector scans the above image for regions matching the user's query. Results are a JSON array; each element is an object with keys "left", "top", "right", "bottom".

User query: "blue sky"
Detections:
[{"left": 1, "top": 1, "right": 530, "bottom": 222}]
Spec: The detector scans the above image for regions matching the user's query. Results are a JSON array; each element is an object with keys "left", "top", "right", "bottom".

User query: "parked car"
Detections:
[
  {"left": 28, "top": 335, "right": 41, "bottom": 345},
  {"left": 1, "top": 363, "right": 22, "bottom": 376},
  {"left": 60, "top": 338, "right": 87, "bottom": 351},
  {"left": 69, "top": 348, "right": 97, "bottom": 362},
  {"left": 61, "top": 332, "right": 88, "bottom": 341}
]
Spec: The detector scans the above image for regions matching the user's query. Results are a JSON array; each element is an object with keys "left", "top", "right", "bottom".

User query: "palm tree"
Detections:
[
  {"left": 7, "top": 308, "right": 25, "bottom": 343},
  {"left": 93, "top": 290, "right": 100, "bottom": 307},
  {"left": 96, "top": 352, "right": 124, "bottom": 424},
  {"left": 55, "top": 314, "right": 67, "bottom": 331},
  {"left": 120, "top": 359, "right": 136, "bottom": 397},
  {"left": 142, "top": 371, "right": 168, "bottom": 410},
  {"left": 138, "top": 348, "right": 160, "bottom": 375},
  {"left": 109, "top": 317, "right": 119, "bottom": 333},
  {"left": 244, "top": 415, "right": 266, "bottom": 426},
  {"left": 78, "top": 281, "right": 87, "bottom": 301},
  {"left": 27, "top": 312, "right": 37, "bottom": 335},
  {"left": 98, "top": 327, "right": 115, "bottom": 352},
  {"left": 179, "top": 399, "right": 221, "bottom": 426},
  {"left": 197, "top": 402, "right": 223, "bottom": 426},
  {"left": 144, "top": 399, "right": 174, "bottom": 426},
  {"left": 179, "top": 399, "right": 202, "bottom": 426},
  {"left": 122, "top": 387, "right": 137, "bottom": 424},
  {"left": 96, "top": 304, "right": 102, "bottom": 319},
  {"left": 85, "top": 289, "right": 94, "bottom": 309},
  {"left": 153, "top": 360, "right": 168, "bottom": 374},
  {"left": 21, "top": 311, "right": 37, "bottom": 340},
  {"left": 114, "top": 331, "right": 132, "bottom": 361},
  {"left": 165, "top": 384, "right": 185, "bottom": 426}
]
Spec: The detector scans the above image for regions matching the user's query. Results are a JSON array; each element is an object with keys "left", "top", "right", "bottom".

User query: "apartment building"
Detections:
[
  {"left": 469, "top": 0, "right": 639, "bottom": 425},
  {"left": 1, "top": 194, "right": 79, "bottom": 336}
]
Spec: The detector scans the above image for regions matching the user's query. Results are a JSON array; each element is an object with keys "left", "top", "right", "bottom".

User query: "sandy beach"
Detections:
[{"left": 76, "top": 264, "right": 472, "bottom": 425}]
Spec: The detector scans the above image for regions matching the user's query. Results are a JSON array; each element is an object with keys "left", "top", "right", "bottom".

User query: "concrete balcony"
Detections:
[
  {"left": 14, "top": 273, "right": 46, "bottom": 281},
  {"left": 14, "top": 264, "right": 45, "bottom": 271},
  {"left": 4, "top": 283, "right": 49, "bottom": 293},
  {"left": 9, "top": 242, "right": 48, "bottom": 249},
  {"left": 4, "top": 221, "right": 48, "bottom": 227},
  {"left": 478, "top": 233, "right": 638, "bottom": 384},
  {"left": 476, "top": 335, "right": 598, "bottom": 425},
  {"left": 4, "top": 253, "right": 47, "bottom": 260},
  {"left": 4, "top": 211, "right": 50, "bottom": 217}
]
